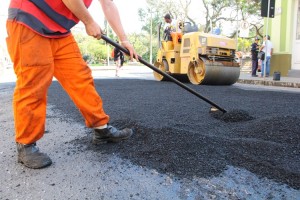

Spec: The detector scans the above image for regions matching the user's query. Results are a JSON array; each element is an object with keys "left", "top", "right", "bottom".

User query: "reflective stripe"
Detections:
[
  {"left": 29, "top": 0, "right": 77, "bottom": 30},
  {"left": 8, "top": 0, "right": 92, "bottom": 38},
  {"left": 8, "top": 8, "right": 70, "bottom": 37}
]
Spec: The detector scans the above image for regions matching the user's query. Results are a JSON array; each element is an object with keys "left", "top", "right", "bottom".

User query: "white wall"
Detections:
[
  {"left": 292, "top": 0, "right": 300, "bottom": 70},
  {"left": 0, "top": 0, "right": 10, "bottom": 68}
]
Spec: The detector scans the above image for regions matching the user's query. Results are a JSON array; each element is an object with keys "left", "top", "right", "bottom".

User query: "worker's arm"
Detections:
[
  {"left": 61, "top": 0, "right": 102, "bottom": 39},
  {"left": 99, "top": 0, "right": 137, "bottom": 61}
]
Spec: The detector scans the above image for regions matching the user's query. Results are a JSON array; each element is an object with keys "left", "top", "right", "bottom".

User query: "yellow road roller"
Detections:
[{"left": 154, "top": 25, "right": 240, "bottom": 85}]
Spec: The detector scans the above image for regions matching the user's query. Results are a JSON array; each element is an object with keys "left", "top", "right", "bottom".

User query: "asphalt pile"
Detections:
[
  {"left": 210, "top": 109, "right": 255, "bottom": 122},
  {"left": 48, "top": 79, "right": 300, "bottom": 189}
]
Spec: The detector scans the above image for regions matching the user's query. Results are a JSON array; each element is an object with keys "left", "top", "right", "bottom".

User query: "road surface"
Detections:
[{"left": 0, "top": 65, "right": 299, "bottom": 199}]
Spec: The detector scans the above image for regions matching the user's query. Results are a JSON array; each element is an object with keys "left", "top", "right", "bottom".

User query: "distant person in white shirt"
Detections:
[
  {"left": 163, "top": 14, "right": 181, "bottom": 41},
  {"left": 260, "top": 35, "right": 273, "bottom": 77}
]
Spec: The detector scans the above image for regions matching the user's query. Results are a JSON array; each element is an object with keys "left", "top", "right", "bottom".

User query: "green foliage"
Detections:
[
  {"left": 138, "top": 8, "right": 161, "bottom": 36},
  {"left": 201, "top": 0, "right": 262, "bottom": 35},
  {"left": 139, "top": 0, "right": 262, "bottom": 38},
  {"left": 74, "top": 33, "right": 109, "bottom": 64},
  {"left": 73, "top": 32, "right": 158, "bottom": 64},
  {"left": 127, "top": 33, "right": 158, "bottom": 63},
  {"left": 237, "top": 37, "right": 252, "bottom": 52},
  {"left": 72, "top": 0, "right": 263, "bottom": 65},
  {"left": 139, "top": 0, "right": 263, "bottom": 37},
  {"left": 86, "top": 41, "right": 107, "bottom": 64}
]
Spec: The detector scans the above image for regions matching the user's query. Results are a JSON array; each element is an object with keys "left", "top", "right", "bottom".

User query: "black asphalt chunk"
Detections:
[{"left": 48, "top": 79, "right": 300, "bottom": 189}]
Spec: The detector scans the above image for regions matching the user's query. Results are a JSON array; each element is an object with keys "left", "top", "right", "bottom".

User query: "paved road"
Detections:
[
  {"left": 0, "top": 65, "right": 155, "bottom": 83},
  {"left": 0, "top": 66, "right": 300, "bottom": 199}
]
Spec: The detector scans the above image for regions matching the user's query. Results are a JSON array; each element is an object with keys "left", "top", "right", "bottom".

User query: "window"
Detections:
[{"left": 183, "top": 38, "right": 190, "bottom": 47}]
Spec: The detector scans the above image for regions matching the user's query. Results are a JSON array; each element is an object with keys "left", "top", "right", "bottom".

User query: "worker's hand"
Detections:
[
  {"left": 84, "top": 20, "right": 102, "bottom": 40},
  {"left": 121, "top": 41, "right": 139, "bottom": 62}
]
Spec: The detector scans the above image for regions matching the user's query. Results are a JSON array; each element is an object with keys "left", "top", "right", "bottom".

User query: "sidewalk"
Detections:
[
  {"left": 92, "top": 65, "right": 300, "bottom": 89},
  {"left": 238, "top": 72, "right": 300, "bottom": 88}
]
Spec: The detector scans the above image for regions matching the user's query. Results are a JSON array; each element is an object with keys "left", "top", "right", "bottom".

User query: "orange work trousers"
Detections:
[{"left": 6, "top": 21, "right": 110, "bottom": 144}]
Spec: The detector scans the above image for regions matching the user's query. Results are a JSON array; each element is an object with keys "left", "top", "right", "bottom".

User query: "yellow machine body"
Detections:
[{"left": 154, "top": 32, "right": 240, "bottom": 85}]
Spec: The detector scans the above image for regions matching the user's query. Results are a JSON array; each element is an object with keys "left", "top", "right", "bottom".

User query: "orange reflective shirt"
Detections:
[{"left": 8, "top": 0, "right": 92, "bottom": 38}]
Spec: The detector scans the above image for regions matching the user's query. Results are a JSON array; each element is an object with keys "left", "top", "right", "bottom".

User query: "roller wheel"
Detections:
[
  {"left": 187, "top": 59, "right": 205, "bottom": 85},
  {"left": 188, "top": 58, "right": 240, "bottom": 85},
  {"left": 153, "top": 60, "right": 169, "bottom": 81}
]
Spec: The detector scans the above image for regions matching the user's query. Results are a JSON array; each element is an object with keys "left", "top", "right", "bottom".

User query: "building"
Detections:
[{"left": 268, "top": 0, "right": 300, "bottom": 77}]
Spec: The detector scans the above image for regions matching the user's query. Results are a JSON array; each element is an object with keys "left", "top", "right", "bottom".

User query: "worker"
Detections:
[
  {"left": 6, "top": 0, "right": 138, "bottom": 169},
  {"left": 250, "top": 37, "right": 260, "bottom": 77},
  {"left": 163, "top": 14, "right": 182, "bottom": 41}
]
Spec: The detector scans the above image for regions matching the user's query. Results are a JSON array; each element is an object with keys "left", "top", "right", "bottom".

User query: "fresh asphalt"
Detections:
[{"left": 0, "top": 65, "right": 299, "bottom": 199}]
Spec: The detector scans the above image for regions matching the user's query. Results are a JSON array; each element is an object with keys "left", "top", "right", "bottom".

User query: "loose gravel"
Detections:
[{"left": 48, "top": 79, "right": 300, "bottom": 190}]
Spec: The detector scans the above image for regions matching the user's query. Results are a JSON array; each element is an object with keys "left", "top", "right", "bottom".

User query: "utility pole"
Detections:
[
  {"left": 263, "top": 0, "right": 271, "bottom": 79},
  {"left": 236, "top": 0, "right": 239, "bottom": 50},
  {"left": 105, "top": 20, "right": 110, "bottom": 66},
  {"left": 150, "top": 11, "right": 153, "bottom": 64}
]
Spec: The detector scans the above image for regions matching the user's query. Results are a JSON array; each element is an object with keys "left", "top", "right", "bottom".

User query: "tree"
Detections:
[
  {"left": 137, "top": 0, "right": 197, "bottom": 63},
  {"left": 137, "top": 7, "right": 162, "bottom": 63},
  {"left": 74, "top": 33, "right": 108, "bottom": 64},
  {"left": 238, "top": 0, "right": 264, "bottom": 38},
  {"left": 140, "top": 0, "right": 263, "bottom": 39},
  {"left": 86, "top": 41, "right": 107, "bottom": 64},
  {"left": 144, "top": 0, "right": 194, "bottom": 23},
  {"left": 142, "top": 0, "right": 264, "bottom": 53},
  {"left": 201, "top": 0, "right": 263, "bottom": 38}
]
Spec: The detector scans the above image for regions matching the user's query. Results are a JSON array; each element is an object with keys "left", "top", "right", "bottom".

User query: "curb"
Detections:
[{"left": 237, "top": 79, "right": 300, "bottom": 88}]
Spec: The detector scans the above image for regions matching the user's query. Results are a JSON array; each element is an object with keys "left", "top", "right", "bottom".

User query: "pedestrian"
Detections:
[
  {"left": 6, "top": 0, "right": 138, "bottom": 169},
  {"left": 250, "top": 37, "right": 260, "bottom": 77},
  {"left": 259, "top": 35, "right": 273, "bottom": 77},
  {"left": 113, "top": 42, "right": 125, "bottom": 77}
]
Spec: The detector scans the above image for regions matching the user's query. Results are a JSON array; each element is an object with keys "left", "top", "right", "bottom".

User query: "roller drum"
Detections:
[
  {"left": 202, "top": 64, "right": 240, "bottom": 85},
  {"left": 188, "top": 58, "right": 240, "bottom": 85}
]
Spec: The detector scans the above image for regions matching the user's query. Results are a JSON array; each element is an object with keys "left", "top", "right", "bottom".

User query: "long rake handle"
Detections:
[{"left": 101, "top": 34, "right": 227, "bottom": 113}]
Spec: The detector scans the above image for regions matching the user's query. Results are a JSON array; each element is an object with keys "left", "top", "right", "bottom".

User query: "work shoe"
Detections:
[
  {"left": 93, "top": 125, "right": 133, "bottom": 144},
  {"left": 16, "top": 143, "right": 52, "bottom": 169}
]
